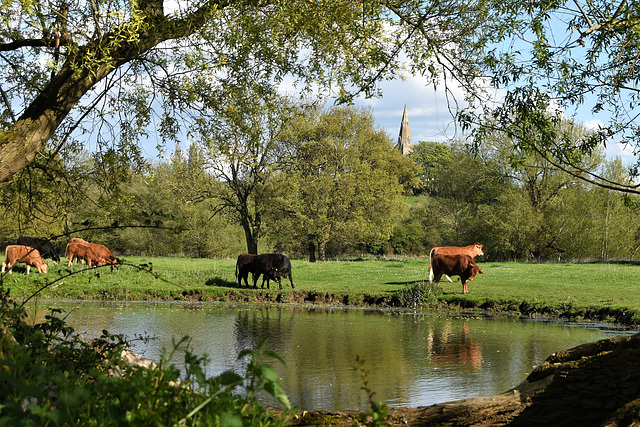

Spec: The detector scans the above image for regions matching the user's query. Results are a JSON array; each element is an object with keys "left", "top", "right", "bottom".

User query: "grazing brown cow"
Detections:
[
  {"left": 69, "top": 237, "right": 89, "bottom": 245},
  {"left": 430, "top": 254, "right": 482, "bottom": 294},
  {"left": 2, "top": 245, "right": 48, "bottom": 274},
  {"left": 87, "top": 243, "right": 118, "bottom": 266},
  {"left": 66, "top": 242, "right": 104, "bottom": 267},
  {"left": 429, "top": 243, "right": 484, "bottom": 283},
  {"left": 66, "top": 240, "right": 118, "bottom": 267},
  {"left": 17, "top": 237, "right": 60, "bottom": 262},
  {"left": 235, "top": 254, "right": 257, "bottom": 287}
]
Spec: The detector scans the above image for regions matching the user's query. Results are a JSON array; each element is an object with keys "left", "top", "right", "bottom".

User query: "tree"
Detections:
[
  {"left": 464, "top": 0, "right": 640, "bottom": 194},
  {"left": 0, "top": 0, "right": 506, "bottom": 184},
  {"left": 196, "top": 92, "right": 298, "bottom": 254},
  {"left": 268, "top": 105, "right": 419, "bottom": 261},
  {"left": 410, "top": 141, "right": 455, "bottom": 196},
  {"left": 480, "top": 119, "right": 603, "bottom": 259}
]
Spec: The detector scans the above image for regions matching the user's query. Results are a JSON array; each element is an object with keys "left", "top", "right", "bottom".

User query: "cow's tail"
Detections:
[
  {"left": 235, "top": 262, "right": 238, "bottom": 279},
  {"left": 428, "top": 248, "right": 435, "bottom": 283}
]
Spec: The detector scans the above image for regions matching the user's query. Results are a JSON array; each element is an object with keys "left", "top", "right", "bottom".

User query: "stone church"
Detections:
[{"left": 396, "top": 104, "right": 413, "bottom": 155}]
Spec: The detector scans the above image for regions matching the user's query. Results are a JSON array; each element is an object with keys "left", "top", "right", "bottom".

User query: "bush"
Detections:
[
  {"left": 397, "top": 280, "right": 442, "bottom": 308},
  {"left": 0, "top": 287, "right": 292, "bottom": 426}
]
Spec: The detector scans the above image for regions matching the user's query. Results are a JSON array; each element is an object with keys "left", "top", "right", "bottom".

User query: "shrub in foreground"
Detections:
[{"left": 0, "top": 288, "right": 292, "bottom": 426}]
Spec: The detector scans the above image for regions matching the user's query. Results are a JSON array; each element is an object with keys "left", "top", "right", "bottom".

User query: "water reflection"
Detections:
[{"left": 44, "top": 301, "right": 631, "bottom": 411}]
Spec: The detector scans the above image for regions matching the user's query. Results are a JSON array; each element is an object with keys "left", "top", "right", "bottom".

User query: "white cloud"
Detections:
[{"left": 350, "top": 75, "right": 464, "bottom": 144}]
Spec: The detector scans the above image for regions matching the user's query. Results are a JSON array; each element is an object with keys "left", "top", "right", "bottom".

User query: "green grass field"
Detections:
[{"left": 3, "top": 255, "right": 640, "bottom": 325}]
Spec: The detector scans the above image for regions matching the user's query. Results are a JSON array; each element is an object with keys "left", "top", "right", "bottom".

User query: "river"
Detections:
[{"left": 36, "top": 300, "right": 631, "bottom": 411}]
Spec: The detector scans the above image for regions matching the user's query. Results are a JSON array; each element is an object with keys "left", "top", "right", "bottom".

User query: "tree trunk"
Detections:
[
  {"left": 308, "top": 240, "right": 316, "bottom": 262},
  {"left": 319, "top": 240, "right": 327, "bottom": 261},
  {"left": 242, "top": 223, "right": 258, "bottom": 255},
  {"left": 0, "top": 0, "right": 220, "bottom": 182}
]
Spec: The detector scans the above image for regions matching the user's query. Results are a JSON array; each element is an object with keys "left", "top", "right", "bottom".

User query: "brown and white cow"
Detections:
[
  {"left": 235, "top": 254, "right": 257, "bottom": 287},
  {"left": 2, "top": 245, "right": 48, "bottom": 274},
  {"left": 430, "top": 254, "right": 482, "bottom": 294},
  {"left": 429, "top": 243, "right": 484, "bottom": 283}
]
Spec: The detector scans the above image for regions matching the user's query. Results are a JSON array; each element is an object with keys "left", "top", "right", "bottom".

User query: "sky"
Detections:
[
  {"left": 349, "top": 74, "right": 637, "bottom": 165},
  {"left": 143, "top": 67, "right": 637, "bottom": 166}
]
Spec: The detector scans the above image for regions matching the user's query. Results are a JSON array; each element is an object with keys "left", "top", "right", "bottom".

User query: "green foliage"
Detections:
[
  {"left": 356, "top": 356, "right": 390, "bottom": 427},
  {"left": 267, "top": 105, "right": 420, "bottom": 261},
  {"left": 397, "top": 280, "right": 443, "bottom": 308},
  {"left": 466, "top": 0, "right": 640, "bottom": 192},
  {"left": 0, "top": 287, "right": 292, "bottom": 425}
]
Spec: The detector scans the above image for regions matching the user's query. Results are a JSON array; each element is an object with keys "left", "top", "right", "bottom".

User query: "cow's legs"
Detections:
[
  {"left": 237, "top": 271, "right": 244, "bottom": 287},
  {"left": 462, "top": 280, "right": 469, "bottom": 294},
  {"left": 288, "top": 273, "right": 295, "bottom": 289}
]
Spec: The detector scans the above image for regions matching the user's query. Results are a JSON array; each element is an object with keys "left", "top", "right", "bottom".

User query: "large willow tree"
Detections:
[{"left": 0, "top": 0, "right": 498, "bottom": 183}]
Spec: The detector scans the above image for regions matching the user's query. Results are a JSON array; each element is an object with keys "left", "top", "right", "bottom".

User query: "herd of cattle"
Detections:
[
  {"left": 1, "top": 237, "right": 119, "bottom": 275},
  {"left": 233, "top": 243, "right": 485, "bottom": 294},
  {"left": 1, "top": 237, "right": 484, "bottom": 294}
]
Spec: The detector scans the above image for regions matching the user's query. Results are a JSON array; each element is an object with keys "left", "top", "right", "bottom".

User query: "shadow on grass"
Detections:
[{"left": 205, "top": 276, "right": 253, "bottom": 289}]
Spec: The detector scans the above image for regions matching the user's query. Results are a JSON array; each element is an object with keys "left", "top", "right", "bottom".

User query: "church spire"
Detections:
[{"left": 396, "top": 104, "right": 413, "bottom": 155}]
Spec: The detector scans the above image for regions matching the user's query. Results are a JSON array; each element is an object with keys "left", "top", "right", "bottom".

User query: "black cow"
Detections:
[
  {"left": 17, "top": 237, "right": 60, "bottom": 262},
  {"left": 252, "top": 253, "right": 295, "bottom": 290},
  {"left": 235, "top": 253, "right": 257, "bottom": 287}
]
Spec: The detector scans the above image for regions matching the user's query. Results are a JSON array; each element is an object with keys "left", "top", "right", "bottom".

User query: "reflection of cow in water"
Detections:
[{"left": 428, "top": 321, "right": 483, "bottom": 371}]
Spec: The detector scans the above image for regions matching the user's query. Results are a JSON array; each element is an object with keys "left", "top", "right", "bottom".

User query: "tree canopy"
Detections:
[
  {"left": 267, "top": 105, "right": 419, "bottom": 261},
  {"left": 0, "top": 0, "right": 496, "bottom": 183},
  {"left": 465, "top": 0, "right": 640, "bottom": 193}
]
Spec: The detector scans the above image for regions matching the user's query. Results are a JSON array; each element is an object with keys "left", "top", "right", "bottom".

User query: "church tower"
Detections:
[{"left": 396, "top": 104, "right": 413, "bottom": 155}]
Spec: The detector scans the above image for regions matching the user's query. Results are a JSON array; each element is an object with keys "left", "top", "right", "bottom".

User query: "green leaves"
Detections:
[
  {"left": 0, "top": 290, "right": 292, "bottom": 426},
  {"left": 469, "top": 0, "right": 640, "bottom": 193},
  {"left": 239, "top": 338, "right": 292, "bottom": 410}
]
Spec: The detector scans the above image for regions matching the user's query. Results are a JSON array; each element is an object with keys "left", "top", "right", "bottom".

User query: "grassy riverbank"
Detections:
[{"left": 3, "top": 256, "right": 640, "bottom": 326}]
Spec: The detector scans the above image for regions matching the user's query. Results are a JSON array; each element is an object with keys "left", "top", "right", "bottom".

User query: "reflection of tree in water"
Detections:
[{"left": 427, "top": 320, "right": 483, "bottom": 371}]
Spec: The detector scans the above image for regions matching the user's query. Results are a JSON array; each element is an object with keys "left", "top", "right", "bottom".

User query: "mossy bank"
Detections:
[{"left": 4, "top": 256, "right": 640, "bottom": 327}]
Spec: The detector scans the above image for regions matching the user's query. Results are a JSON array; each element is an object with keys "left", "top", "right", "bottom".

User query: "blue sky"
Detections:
[
  {"left": 350, "top": 75, "right": 637, "bottom": 165},
  {"left": 143, "top": 71, "right": 636, "bottom": 166}
]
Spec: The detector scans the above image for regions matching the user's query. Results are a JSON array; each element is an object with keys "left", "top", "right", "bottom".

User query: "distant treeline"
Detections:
[{"left": 2, "top": 111, "right": 638, "bottom": 263}]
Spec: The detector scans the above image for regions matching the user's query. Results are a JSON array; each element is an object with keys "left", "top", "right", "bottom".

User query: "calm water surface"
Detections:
[{"left": 41, "top": 301, "right": 631, "bottom": 411}]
